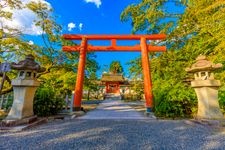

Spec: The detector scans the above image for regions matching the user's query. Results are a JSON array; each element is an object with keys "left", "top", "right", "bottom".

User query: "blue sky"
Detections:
[
  {"left": 46, "top": 0, "right": 141, "bottom": 77},
  {"left": 45, "top": 0, "right": 184, "bottom": 77},
  {"left": 5, "top": 0, "right": 184, "bottom": 77}
]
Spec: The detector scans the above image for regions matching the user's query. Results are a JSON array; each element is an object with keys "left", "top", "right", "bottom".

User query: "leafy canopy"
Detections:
[
  {"left": 109, "top": 61, "right": 124, "bottom": 74},
  {"left": 120, "top": 0, "right": 225, "bottom": 117},
  {"left": 0, "top": 0, "right": 99, "bottom": 100}
]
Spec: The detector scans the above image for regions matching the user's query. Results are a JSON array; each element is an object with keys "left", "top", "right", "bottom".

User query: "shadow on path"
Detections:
[{"left": 78, "top": 99, "right": 148, "bottom": 120}]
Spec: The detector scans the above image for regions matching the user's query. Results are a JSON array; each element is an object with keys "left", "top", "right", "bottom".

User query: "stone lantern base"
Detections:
[
  {"left": 191, "top": 80, "right": 224, "bottom": 119},
  {"left": 5, "top": 79, "right": 40, "bottom": 120}
]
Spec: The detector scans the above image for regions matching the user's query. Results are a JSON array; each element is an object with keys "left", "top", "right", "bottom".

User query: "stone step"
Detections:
[
  {"left": 0, "top": 118, "right": 47, "bottom": 131},
  {"left": 1, "top": 115, "right": 38, "bottom": 127}
]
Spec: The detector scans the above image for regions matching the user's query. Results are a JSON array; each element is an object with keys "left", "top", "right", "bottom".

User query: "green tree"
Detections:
[
  {"left": 0, "top": 0, "right": 25, "bottom": 94},
  {"left": 84, "top": 72, "right": 99, "bottom": 100},
  {"left": 0, "top": 1, "right": 100, "bottom": 115},
  {"left": 0, "top": 0, "right": 36, "bottom": 61},
  {"left": 171, "top": 0, "right": 225, "bottom": 114},
  {"left": 121, "top": 0, "right": 186, "bottom": 34},
  {"left": 121, "top": 0, "right": 198, "bottom": 118},
  {"left": 122, "top": 0, "right": 225, "bottom": 118},
  {"left": 109, "top": 61, "right": 123, "bottom": 74},
  {"left": 83, "top": 53, "right": 100, "bottom": 100},
  {"left": 26, "top": 1, "right": 100, "bottom": 101}
]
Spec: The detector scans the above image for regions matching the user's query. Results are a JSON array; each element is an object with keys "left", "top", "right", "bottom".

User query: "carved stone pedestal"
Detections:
[
  {"left": 5, "top": 79, "right": 39, "bottom": 120},
  {"left": 191, "top": 80, "right": 223, "bottom": 119}
]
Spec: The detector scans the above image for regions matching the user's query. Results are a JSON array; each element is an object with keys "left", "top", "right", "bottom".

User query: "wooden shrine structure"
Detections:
[
  {"left": 101, "top": 73, "right": 125, "bottom": 94},
  {"left": 62, "top": 34, "right": 166, "bottom": 112}
]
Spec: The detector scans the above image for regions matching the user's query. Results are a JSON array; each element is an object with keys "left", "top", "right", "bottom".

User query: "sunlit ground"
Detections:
[{"left": 82, "top": 104, "right": 99, "bottom": 112}]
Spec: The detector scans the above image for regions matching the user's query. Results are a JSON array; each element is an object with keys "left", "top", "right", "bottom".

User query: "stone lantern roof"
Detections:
[
  {"left": 11, "top": 54, "right": 45, "bottom": 73},
  {"left": 186, "top": 55, "right": 222, "bottom": 73}
]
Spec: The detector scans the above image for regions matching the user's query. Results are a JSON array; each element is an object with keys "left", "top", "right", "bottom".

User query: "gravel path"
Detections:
[
  {"left": 1, "top": 99, "right": 225, "bottom": 149},
  {"left": 78, "top": 99, "right": 148, "bottom": 119},
  {"left": 0, "top": 119, "right": 225, "bottom": 150}
]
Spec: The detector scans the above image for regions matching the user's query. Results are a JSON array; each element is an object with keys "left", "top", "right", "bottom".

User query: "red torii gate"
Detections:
[{"left": 62, "top": 34, "right": 166, "bottom": 112}]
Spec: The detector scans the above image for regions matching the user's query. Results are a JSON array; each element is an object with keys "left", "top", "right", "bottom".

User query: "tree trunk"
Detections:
[{"left": 87, "top": 89, "right": 90, "bottom": 100}]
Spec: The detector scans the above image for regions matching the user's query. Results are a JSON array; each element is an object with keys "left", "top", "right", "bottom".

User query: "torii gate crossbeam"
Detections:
[{"left": 62, "top": 34, "right": 166, "bottom": 113}]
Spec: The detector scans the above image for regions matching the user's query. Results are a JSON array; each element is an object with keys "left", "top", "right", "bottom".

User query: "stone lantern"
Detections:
[
  {"left": 186, "top": 55, "right": 223, "bottom": 119},
  {"left": 5, "top": 54, "right": 45, "bottom": 121}
]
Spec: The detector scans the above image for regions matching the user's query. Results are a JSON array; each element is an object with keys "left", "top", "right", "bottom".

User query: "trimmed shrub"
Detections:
[
  {"left": 34, "top": 87, "right": 65, "bottom": 116},
  {"left": 153, "top": 80, "right": 197, "bottom": 118}
]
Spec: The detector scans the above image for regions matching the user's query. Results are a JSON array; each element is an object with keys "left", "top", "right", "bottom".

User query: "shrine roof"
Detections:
[{"left": 101, "top": 73, "right": 125, "bottom": 82}]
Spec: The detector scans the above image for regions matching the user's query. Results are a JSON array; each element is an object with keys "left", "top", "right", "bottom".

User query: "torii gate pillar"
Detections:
[
  {"left": 63, "top": 34, "right": 166, "bottom": 112},
  {"left": 141, "top": 37, "right": 153, "bottom": 112},
  {"left": 73, "top": 38, "right": 87, "bottom": 111}
]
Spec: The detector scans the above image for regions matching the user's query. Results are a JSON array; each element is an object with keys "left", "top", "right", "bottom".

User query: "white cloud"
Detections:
[
  {"left": 79, "top": 23, "right": 83, "bottom": 31},
  {"left": 67, "top": 22, "right": 83, "bottom": 31},
  {"left": 0, "top": 0, "right": 52, "bottom": 35},
  {"left": 68, "top": 22, "right": 76, "bottom": 31},
  {"left": 84, "top": 0, "right": 101, "bottom": 8},
  {"left": 28, "top": 40, "right": 34, "bottom": 45}
]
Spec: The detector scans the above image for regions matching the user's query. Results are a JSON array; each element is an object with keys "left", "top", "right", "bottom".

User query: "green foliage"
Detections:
[
  {"left": 127, "top": 57, "right": 142, "bottom": 77},
  {"left": 153, "top": 80, "right": 197, "bottom": 118},
  {"left": 1, "top": 94, "right": 13, "bottom": 110},
  {"left": 1, "top": 0, "right": 99, "bottom": 100},
  {"left": 39, "top": 68, "right": 76, "bottom": 95},
  {"left": 0, "top": 0, "right": 22, "bottom": 20},
  {"left": 121, "top": 0, "right": 185, "bottom": 34},
  {"left": 130, "top": 80, "right": 144, "bottom": 100},
  {"left": 218, "top": 89, "right": 225, "bottom": 113},
  {"left": 109, "top": 61, "right": 123, "bottom": 74},
  {"left": 122, "top": 0, "right": 216, "bottom": 118},
  {"left": 0, "top": 0, "right": 36, "bottom": 61},
  {"left": 26, "top": 1, "right": 100, "bottom": 100},
  {"left": 0, "top": 1, "right": 99, "bottom": 117},
  {"left": 34, "top": 86, "right": 65, "bottom": 116},
  {"left": 126, "top": 51, "right": 198, "bottom": 118},
  {"left": 4, "top": 97, "right": 13, "bottom": 110},
  {"left": 84, "top": 73, "right": 100, "bottom": 100}
]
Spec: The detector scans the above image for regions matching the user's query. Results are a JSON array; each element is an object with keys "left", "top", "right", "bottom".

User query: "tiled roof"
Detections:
[{"left": 101, "top": 73, "right": 125, "bottom": 82}]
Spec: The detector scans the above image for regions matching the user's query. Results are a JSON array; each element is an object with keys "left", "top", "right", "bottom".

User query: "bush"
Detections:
[
  {"left": 34, "top": 87, "right": 65, "bottom": 116},
  {"left": 219, "top": 89, "right": 225, "bottom": 113},
  {"left": 3, "top": 94, "right": 13, "bottom": 111},
  {"left": 153, "top": 80, "right": 197, "bottom": 118}
]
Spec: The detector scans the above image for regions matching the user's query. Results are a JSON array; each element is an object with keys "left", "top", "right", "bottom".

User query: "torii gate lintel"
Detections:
[{"left": 62, "top": 34, "right": 166, "bottom": 113}]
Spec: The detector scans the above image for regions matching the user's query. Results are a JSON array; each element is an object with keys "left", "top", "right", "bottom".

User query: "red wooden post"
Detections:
[
  {"left": 73, "top": 37, "right": 87, "bottom": 111},
  {"left": 140, "top": 37, "right": 153, "bottom": 112}
]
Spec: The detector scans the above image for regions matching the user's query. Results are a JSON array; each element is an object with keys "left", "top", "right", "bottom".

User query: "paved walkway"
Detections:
[{"left": 78, "top": 99, "right": 149, "bottom": 119}]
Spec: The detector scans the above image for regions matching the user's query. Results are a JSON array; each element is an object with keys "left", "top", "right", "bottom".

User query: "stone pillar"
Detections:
[{"left": 186, "top": 55, "right": 223, "bottom": 119}]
